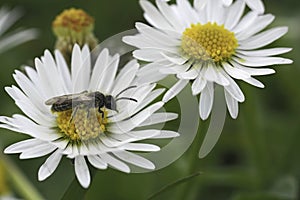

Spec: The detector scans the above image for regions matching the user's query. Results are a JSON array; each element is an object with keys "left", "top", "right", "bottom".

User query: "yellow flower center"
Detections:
[
  {"left": 52, "top": 8, "right": 94, "bottom": 33},
  {"left": 55, "top": 106, "right": 108, "bottom": 142},
  {"left": 181, "top": 22, "right": 238, "bottom": 63}
]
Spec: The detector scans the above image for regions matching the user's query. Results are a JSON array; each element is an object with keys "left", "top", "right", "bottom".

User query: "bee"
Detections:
[{"left": 45, "top": 86, "right": 137, "bottom": 117}]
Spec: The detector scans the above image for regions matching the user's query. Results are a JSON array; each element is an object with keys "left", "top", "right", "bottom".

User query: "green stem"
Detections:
[
  {"left": 147, "top": 172, "right": 201, "bottom": 200},
  {"left": 241, "top": 92, "right": 269, "bottom": 187},
  {"left": 177, "top": 119, "right": 209, "bottom": 200},
  {"left": 0, "top": 153, "right": 44, "bottom": 200}
]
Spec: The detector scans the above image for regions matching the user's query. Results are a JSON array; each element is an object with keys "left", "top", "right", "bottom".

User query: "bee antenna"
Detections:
[
  {"left": 115, "top": 97, "right": 138, "bottom": 102},
  {"left": 115, "top": 86, "right": 137, "bottom": 98}
]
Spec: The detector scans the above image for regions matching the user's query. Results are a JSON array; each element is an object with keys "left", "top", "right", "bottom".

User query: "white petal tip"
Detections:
[
  {"left": 38, "top": 172, "right": 47, "bottom": 181},
  {"left": 199, "top": 113, "right": 210, "bottom": 121},
  {"left": 173, "top": 133, "right": 180, "bottom": 137},
  {"left": 162, "top": 96, "right": 171, "bottom": 103},
  {"left": 81, "top": 182, "right": 90, "bottom": 189},
  {"left": 230, "top": 113, "right": 238, "bottom": 119},
  {"left": 3, "top": 148, "right": 14, "bottom": 154}
]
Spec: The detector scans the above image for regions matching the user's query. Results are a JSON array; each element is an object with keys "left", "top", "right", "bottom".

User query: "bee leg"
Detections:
[
  {"left": 98, "top": 107, "right": 104, "bottom": 118},
  {"left": 69, "top": 106, "right": 79, "bottom": 124},
  {"left": 86, "top": 109, "right": 90, "bottom": 118}
]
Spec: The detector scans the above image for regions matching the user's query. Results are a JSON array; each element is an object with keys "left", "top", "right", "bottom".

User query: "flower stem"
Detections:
[
  {"left": 177, "top": 86, "right": 227, "bottom": 199},
  {"left": 241, "top": 94, "right": 270, "bottom": 187},
  {"left": 0, "top": 153, "right": 44, "bottom": 200},
  {"left": 177, "top": 119, "right": 209, "bottom": 200}
]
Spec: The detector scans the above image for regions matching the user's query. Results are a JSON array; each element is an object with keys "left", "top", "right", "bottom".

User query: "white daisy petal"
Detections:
[
  {"left": 203, "top": 64, "right": 218, "bottom": 82},
  {"left": 140, "top": 0, "right": 173, "bottom": 31},
  {"left": 0, "top": 115, "right": 59, "bottom": 141},
  {"left": 42, "top": 50, "right": 65, "bottom": 95},
  {"left": 223, "top": 62, "right": 251, "bottom": 80},
  {"left": 236, "top": 14, "right": 275, "bottom": 40},
  {"left": 224, "top": 0, "right": 245, "bottom": 30},
  {"left": 13, "top": 70, "right": 47, "bottom": 112},
  {"left": 4, "top": 139, "right": 45, "bottom": 154},
  {"left": 224, "top": 89, "right": 239, "bottom": 119},
  {"left": 213, "top": 0, "right": 227, "bottom": 25},
  {"left": 120, "top": 143, "right": 160, "bottom": 152},
  {"left": 97, "top": 54, "right": 119, "bottom": 93},
  {"left": 111, "top": 84, "right": 157, "bottom": 122},
  {"left": 151, "top": 130, "right": 180, "bottom": 139},
  {"left": 108, "top": 102, "right": 164, "bottom": 134},
  {"left": 89, "top": 48, "right": 109, "bottom": 91},
  {"left": 176, "top": 0, "right": 199, "bottom": 25},
  {"left": 236, "top": 48, "right": 292, "bottom": 57},
  {"left": 234, "top": 55, "right": 293, "bottom": 67},
  {"left": 139, "top": 112, "right": 178, "bottom": 127},
  {"left": 136, "top": 70, "right": 168, "bottom": 85},
  {"left": 131, "top": 88, "right": 166, "bottom": 116},
  {"left": 203, "top": 63, "right": 231, "bottom": 86},
  {"left": 71, "top": 44, "right": 84, "bottom": 93},
  {"left": 133, "top": 49, "right": 165, "bottom": 62},
  {"left": 161, "top": 52, "right": 188, "bottom": 65},
  {"left": 245, "top": 0, "right": 265, "bottom": 14},
  {"left": 163, "top": 79, "right": 189, "bottom": 102},
  {"left": 19, "top": 143, "right": 56, "bottom": 159},
  {"left": 156, "top": 0, "right": 185, "bottom": 32},
  {"left": 224, "top": 78, "right": 245, "bottom": 102},
  {"left": 232, "top": 11, "right": 258, "bottom": 34},
  {"left": 136, "top": 22, "right": 180, "bottom": 46},
  {"left": 112, "top": 59, "right": 139, "bottom": 96},
  {"left": 75, "top": 156, "right": 90, "bottom": 188},
  {"left": 113, "top": 151, "right": 155, "bottom": 170},
  {"left": 87, "top": 155, "right": 108, "bottom": 170},
  {"left": 223, "top": 0, "right": 233, "bottom": 6},
  {"left": 243, "top": 77, "right": 265, "bottom": 88},
  {"left": 159, "top": 64, "right": 190, "bottom": 75},
  {"left": 239, "top": 27, "right": 288, "bottom": 50},
  {"left": 231, "top": 61, "right": 275, "bottom": 76},
  {"left": 79, "top": 45, "right": 91, "bottom": 90},
  {"left": 100, "top": 153, "right": 130, "bottom": 173},
  {"left": 35, "top": 58, "right": 56, "bottom": 98},
  {"left": 177, "top": 69, "right": 199, "bottom": 80},
  {"left": 199, "top": 82, "right": 214, "bottom": 120},
  {"left": 192, "top": 75, "right": 207, "bottom": 96},
  {"left": 55, "top": 50, "right": 72, "bottom": 92},
  {"left": 193, "top": 0, "right": 208, "bottom": 10},
  {"left": 5, "top": 90, "right": 52, "bottom": 127},
  {"left": 38, "top": 149, "right": 63, "bottom": 181},
  {"left": 109, "top": 130, "right": 160, "bottom": 143}
]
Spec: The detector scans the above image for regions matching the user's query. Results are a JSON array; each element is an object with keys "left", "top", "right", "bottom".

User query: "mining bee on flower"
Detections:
[{"left": 45, "top": 86, "right": 137, "bottom": 118}]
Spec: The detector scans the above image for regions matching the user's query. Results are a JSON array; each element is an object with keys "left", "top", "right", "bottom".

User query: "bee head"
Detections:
[{"left": 104, "top": 95, "right": 117, "bottom": 111}]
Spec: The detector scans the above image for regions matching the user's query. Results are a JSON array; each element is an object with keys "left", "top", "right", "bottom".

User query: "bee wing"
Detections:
[{"left": 45, "top": 91, "right": 88, "bottom": 105}]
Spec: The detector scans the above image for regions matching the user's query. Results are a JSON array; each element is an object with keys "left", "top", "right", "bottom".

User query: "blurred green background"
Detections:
[{"left": 0, "top": 0, "right": 299, "bottom": 199}]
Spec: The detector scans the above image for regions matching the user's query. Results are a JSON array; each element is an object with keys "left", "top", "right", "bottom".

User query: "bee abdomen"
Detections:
[{"left": 51, "top": 102, "right": 73, "bottom": 112}]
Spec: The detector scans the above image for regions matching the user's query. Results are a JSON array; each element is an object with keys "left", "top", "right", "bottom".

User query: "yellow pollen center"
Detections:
[
  {"left": 181, "top": 22, "right": 238, "bottom": 63},
  {"left": 55, "top": 106, "right": 108, "bottom": 142},
  {"left": 52, "top": 8, "right": 94, "bottom": 32}
]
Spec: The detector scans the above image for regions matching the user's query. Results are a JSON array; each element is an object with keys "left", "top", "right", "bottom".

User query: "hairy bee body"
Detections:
[{"left": 45, "top": 91, "right": 116, "bottom": 114}]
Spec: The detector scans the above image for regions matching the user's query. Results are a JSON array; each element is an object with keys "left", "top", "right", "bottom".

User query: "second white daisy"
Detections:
[{"left": 123, "top": 0, "right": 293, "bottom": 120}]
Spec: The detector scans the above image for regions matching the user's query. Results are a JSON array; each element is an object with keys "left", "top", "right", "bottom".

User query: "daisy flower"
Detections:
[
  {"left": 0, "top": 6, "right": 37, "bottom": 54},
  {"left": 0, "top": 44, "right": 179, "bottom": 188},
  {"left": 123, "top": 0, "right": 293, "bottom": 120},
  {"left": 195, "top": 0, "right": 265, "bottom": 13}
]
